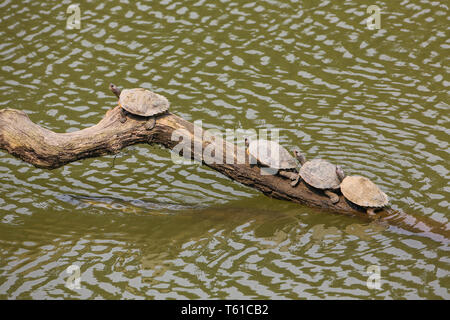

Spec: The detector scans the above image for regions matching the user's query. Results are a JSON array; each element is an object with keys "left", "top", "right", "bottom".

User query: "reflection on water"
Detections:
[
  {"left": 0, "top": 202, "right": 448, "bottom": 299},
  {"left": 0, "top": 0, "right": 449, "bottom": 299},
  {"left": 57, "top": 194, "right": 200, "bottom": 215}
]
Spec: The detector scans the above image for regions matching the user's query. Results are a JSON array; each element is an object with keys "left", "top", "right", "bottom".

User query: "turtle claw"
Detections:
[
  {"left": 330, "top": 195, "right": 339, "bottom": 204},
  {"left": 144, "top": 117, "right": 156, "bottom": 130},
  {"left": 325, "top": 190, "right": 340, "bottom": 204},
  {"left": 290, "top": 175, "right": 300, "bottom": 187}
]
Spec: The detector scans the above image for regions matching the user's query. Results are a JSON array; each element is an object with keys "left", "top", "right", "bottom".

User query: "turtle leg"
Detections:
[
  {"left": 119, "top": 108, "right": 128, "bottom": 123},
  {"left": 278, "top": 170, "right": 300, "bottom": 187},
  {"left": 278, "top": 170, "right": 297, "bottom": 180},
  {"left": 367, "top": 208, "right": 377, "bottom": 216},
  {"left": 291, "top": 175, "right": 301, "bottom": 187},
  {"left": 324, "top": 190, "right": 340, "bottom": 204},
  {"left": 290, "top": 174, "right": 301, "bottom": 187},
  {"left": 144, "top": 117, "right": 156, "bottom": 130}
]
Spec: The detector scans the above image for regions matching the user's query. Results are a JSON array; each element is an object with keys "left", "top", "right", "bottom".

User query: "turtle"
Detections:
[
  {"left": 245, "top": 138, "right": 299, "bottom": 186},
  {"left": 336, "top": 165, "right": 389, "bottom": 216},
  {"left": 109, "top": 83, "right": 169, "bottom": 129},
  {"left": 293, "top": 150, "right": 341, "bottom": 204}
]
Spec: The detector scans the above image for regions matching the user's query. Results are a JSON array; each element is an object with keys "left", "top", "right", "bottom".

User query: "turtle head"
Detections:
[
  {"left": 293, "top": 150, "right": 306, "bottom": 165},
  {"left": 109, "top": 83, "right": 121, "bottom": 99},
  {"left": 336, "top": 165, "right": 346, "bottom": 182}
]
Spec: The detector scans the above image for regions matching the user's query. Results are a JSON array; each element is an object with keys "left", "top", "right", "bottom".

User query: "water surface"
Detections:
[{"left": 0, "top": 0, "right": 449, "bottom": 299}]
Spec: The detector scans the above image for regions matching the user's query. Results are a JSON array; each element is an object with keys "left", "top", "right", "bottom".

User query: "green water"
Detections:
[{"left": 0, "top": 0, "right": 449, "bottom": 299}]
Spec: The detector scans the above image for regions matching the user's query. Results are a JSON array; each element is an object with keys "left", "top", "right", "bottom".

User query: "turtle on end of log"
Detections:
[
  {"left": 336, "top": 165, "right": 389, "bottom": 216},
  {"left": 109, "top": 83, "right": 169, "bottom": 129}
]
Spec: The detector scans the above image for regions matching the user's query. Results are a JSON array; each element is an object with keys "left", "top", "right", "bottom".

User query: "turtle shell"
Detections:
[
  {"left": 340, "top": 175, "right": 389, "bottom": 208},
  {"left": 247, "top": 139, "right": 297, "bottom": 170},
  {"left": 299, "top": 159, "right": 340, "bottom": 190},
  {"left": 119, "top": 88, "right": 169, "bottom": 116}
]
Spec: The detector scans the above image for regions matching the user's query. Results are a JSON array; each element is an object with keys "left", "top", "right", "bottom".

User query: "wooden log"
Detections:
[{"left": 0, "top": 107, "right": 448, "bottom": 243}]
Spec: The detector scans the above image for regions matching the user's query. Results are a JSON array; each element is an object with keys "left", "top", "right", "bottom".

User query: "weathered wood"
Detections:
[{"left": 0, "top": 107, "right": 448, "bottom": 243}]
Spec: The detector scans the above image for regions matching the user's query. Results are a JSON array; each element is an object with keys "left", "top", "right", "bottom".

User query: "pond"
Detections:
[{"left": 0, "top": 0, "right": 448, "bottom": 299}]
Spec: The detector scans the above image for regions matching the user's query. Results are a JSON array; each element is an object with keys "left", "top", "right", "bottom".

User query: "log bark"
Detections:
[{"left": 0, "top": 107, "right": 448, "bottom": 243}]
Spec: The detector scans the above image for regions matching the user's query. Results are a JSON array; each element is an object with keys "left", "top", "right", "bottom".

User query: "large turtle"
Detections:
[
  {"left": 109, "top": 83, "right": 169, "bottom": 128},
  {"left": 293, "top": 150, "right": 341, "bottom": 203},
  {"left": 245, "top": 138, "right": 299, "bottom": 186},
  {"left": 336, "top": 166, "right": 389, "bottom": 216}
]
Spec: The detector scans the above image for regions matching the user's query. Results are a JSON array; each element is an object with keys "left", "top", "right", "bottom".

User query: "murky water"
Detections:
[{"left": 0, "top": 0, "right": 449, "bottom": 299}]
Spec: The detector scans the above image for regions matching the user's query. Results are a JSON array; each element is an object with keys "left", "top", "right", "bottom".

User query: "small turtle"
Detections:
[
  {"left": 245, "top": 138, "right": 299, "bottom": 186},
  {"left": 336, "top": 166, "right": 389, "bottom": 216},
  {"left": 109, "top": 83, "right": 169, "bottom": 129},
  {"left": 293, "top": 150, "right": 341, "bottom": 204}
]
